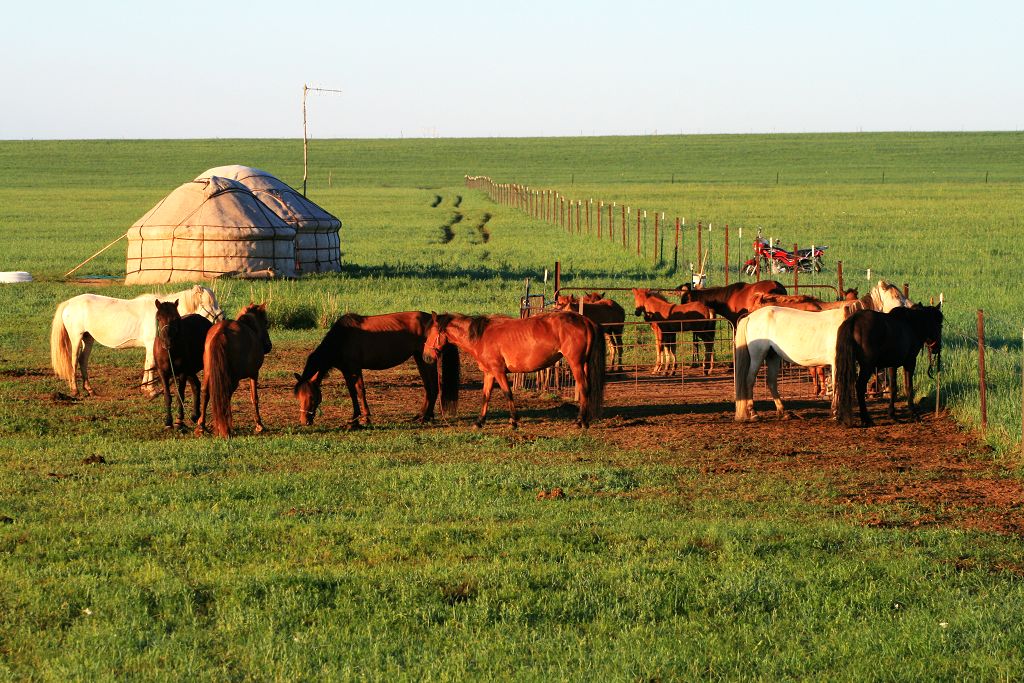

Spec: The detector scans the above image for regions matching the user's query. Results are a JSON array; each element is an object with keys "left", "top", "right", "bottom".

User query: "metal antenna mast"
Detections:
[{"left": 302, "top": 84, "right": 343, "bottom": 197}]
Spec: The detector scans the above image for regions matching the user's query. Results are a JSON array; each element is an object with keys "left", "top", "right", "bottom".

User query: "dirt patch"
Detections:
[{"left": 13, "top": 345, "right": 1023, "bottom": 536}]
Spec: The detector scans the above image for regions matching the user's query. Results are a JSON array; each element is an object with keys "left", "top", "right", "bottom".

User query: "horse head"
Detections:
[
  {"left": 553, "top": 294, "right": 578, "bottom": 311},
  {"left": 921, "top": 305, "right": 944, "bottom": 377},
  {"left": 155, "top": 299, "right": 181, "bottom": 341},
  {"left": 841, "top": 288, "right": 859, "bottom": 301},
  {"left": 676, "top": 283, "right": 693, "bottom": 302},
  {"left": 193, "top": 285, "right": 224, "bottom": 322},
  {"left": 631, "top": 288, "right": 650, "bottom": 316},
  {"left": 423, "top": 312, "right": 449, "bottom": 364},
  {"left": 293, "top": 371, "right": 322, "bottom": 426}
]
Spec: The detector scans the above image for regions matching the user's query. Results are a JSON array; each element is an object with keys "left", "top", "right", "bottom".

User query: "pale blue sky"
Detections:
[{"left": 1, "top": 0, "right": 1020, "bottom": 139}]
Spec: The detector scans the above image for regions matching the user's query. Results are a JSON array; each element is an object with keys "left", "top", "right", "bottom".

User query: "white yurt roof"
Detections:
[
  {"left": 195, "top": 165, "right": 342, "bottom": 274},
  {"left": 125, "top": 176, "right": 297, "bottom": 285}
]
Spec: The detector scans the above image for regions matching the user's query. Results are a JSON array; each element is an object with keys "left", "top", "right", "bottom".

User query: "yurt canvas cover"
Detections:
[
  {"left": 197, "top": 165, "right": 342, "bottom": 274},
  {"left": 125, "top": 176, "right": 296, "bottom": 285}
]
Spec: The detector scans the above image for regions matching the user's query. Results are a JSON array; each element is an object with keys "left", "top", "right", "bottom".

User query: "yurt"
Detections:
[
  {"left": 125, "top": 176, "right": 297, "bottom": 285},
  {"left": 196, "top": 165, "right": 342, "bottom": 274}
]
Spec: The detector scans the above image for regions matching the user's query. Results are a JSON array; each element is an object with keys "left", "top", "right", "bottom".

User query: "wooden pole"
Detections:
[
  {"left": 653, "top": 212, "right": 659, "bottom": 264},
  {"left": 793, "top": 243, "right": 799, "bottom": 294},
  {"left": 674, "top": 217, "right": 680, "bottom": 271},
  {"left": 978, "top": 309, "right": 987, "bottom": 430},
  {"left": 837, "top": 260, "right": 844, "bottom": 295},
  {"left": 64, "top": 233, "right": 128, "bottom": 278},
  {"left": 597, "top": 202, "right": 602, "bottom": 239},
  {"left": 696, "top": 221, "right": 702, "bottom": 268},
  {"left": 724, "top": 224, "right": 730, "bottom": 286},
  {"left": 302, "top": 84, "right": 308, "bottom": 196},
  {"left": 636, "top": 210, "right": 641, "bottom": 256}
]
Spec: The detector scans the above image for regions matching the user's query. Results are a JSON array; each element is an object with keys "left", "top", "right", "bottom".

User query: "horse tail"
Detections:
[
  {"left": 50, "top": 300, "right": 74, "bottom": 382},
  {"left": 439, "top": 343, "right": 460, "bottom": 417},
  {"left": 834, "top": 317, "right": 859, "bottom": 426},
  {"left": 734, "top": 316, "right": 752, "bottom": 404},
  {"left": 204, "top": 330, "right": 234, "bottom": 438},
  {"left": 585, "top": 318, "right": 606, "bottom": 420}
]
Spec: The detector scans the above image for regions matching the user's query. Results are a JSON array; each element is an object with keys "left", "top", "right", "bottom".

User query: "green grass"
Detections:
[{"left": 2, "top": 132, "right": 1024, "bottom": 678}]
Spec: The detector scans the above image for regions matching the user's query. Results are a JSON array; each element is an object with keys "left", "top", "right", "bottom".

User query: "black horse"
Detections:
[
  {"left": 153, "top": 300, "right": 212, "bottom": 429},
  {"left": 834, "top": 305, "right": 943, "bottom": 427}
]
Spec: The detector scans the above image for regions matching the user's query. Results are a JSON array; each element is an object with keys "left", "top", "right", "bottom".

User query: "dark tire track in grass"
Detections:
[
  {"left": 430, "top": 195, "right": 443, "bottom": 207},
  {"left": 439, "top": 212, "right": 463, "bottom": 243},
  {"left": 453, "top": 195, "right": 463, "bottom": 208},
  {"left": 474, "top": 212, "right": 493, "bottom": 243}
]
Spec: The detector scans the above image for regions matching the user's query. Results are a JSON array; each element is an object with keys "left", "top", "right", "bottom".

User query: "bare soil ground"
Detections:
[{"left": 23, "top": 342, "right": 1024, "bottom": 537}]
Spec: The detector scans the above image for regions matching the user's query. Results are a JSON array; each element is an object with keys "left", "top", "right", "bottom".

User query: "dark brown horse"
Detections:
[
  {"left": 676, "top": 280, "right": 787, "bottom": 325},
  {"left": 553, "top": 292, "right": 626, "bottom": 371},
  {"left": 834, "top": 305, "right": 943, "bottom": 427},
  {"left": 195, "top": 303, "right": 272, "bottom": 438},
  {"left": 293, "top": 311, "right": 460, "bottom": 428},
  {"left": 423, "top": 311, "right": 605, "bottom": 429},
  {"left": 153, "top": 300, "right": 212, "bottom": 429},
  {"left": 631, "top": 289, "right": 715, "bottom": 375}
]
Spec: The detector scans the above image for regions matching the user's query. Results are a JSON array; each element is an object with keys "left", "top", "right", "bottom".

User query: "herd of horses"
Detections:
[{"left": 48, "top": 278, "right": 943, "bottom": 437}]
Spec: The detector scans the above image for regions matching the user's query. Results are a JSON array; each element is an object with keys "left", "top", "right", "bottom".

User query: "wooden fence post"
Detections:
[
  {"left": 674, "top": 217, "right": 680, "bottom": 271},
  {"left": 724, "top": 224, "right": 730, "bottom": 285},
  {"left": 837, "top": 260, "right": 844, "bottom": 295},
  {"left": 697, "top": 221, "right": 702, "bottom": 268},
  {"left": 978, "top": 309, "right": 987, "bottom": 430}
]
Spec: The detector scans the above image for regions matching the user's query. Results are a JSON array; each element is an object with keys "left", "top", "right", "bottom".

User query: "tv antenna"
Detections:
[{"left": 302, "top": 84, "right": 343, "bottom": 197}]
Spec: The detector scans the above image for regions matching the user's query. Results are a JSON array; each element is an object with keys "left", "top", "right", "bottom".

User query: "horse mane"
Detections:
[
  {"left": 237, "top": 304, "right": 268, "bottom": 332},
  {"left": 335, "top": 312, "right": 367, "bottom": 328},
  {"left": 758, "top": 293, "right": 821, "bottom": 305},
  {"left": 467, "top": 316, "right": 490, "bottom": 341}
]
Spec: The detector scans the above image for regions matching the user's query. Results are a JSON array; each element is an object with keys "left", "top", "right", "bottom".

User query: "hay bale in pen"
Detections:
[
  {"left": 196, "top": 165, "right": 342, "bottom": 274},
  {"left": 125, "top": 176, "right": 296, "bottom": 285}
]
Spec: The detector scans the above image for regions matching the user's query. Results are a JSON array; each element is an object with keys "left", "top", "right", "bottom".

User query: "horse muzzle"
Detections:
[{"left": 634, "top": 307, "right": 645, "bottom": 317}]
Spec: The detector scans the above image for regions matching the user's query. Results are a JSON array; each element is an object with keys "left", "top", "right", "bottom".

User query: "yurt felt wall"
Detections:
[
  {"left": 197, "top": 166, "right": 342, "bottom": 274},
  {"left": 125, "top": 176, "right": 296, "bottom": 285}
]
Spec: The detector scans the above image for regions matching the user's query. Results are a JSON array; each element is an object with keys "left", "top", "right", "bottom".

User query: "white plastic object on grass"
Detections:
[{"left": 0, "top": 271, "right": 32, "bottom": 283}]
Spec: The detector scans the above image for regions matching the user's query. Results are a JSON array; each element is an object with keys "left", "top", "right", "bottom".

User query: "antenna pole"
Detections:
[{"left": 300, "top": 84, "right": 342, "bottom": 198}]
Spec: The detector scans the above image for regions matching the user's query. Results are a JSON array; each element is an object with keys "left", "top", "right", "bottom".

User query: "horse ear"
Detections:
[
  {"left": 293, "top": 372, "right": 302, "bottom": 382},
  {"left": 258, "top": 302, "right": 267, "bottom": 311},
  {"left": 173, "top": 299, "right": 179, "bottom": 308},
  {"left": 155, "top": 300, "right": 161, "bottom": 309}
]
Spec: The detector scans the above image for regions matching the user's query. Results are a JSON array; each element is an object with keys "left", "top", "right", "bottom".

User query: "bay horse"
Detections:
[
  {"left": 631, "top": 289, "right": 715, "bottom": 375},
  {"left": 293, "top": 311, "right": 460, "bottom": 428},
  {"left": 834, "top": 306, "right": 943, "bottom": 427},
  {"left": 734, "top": 305, "right": 859, "bottom": 421},
  {"left": 195, "top": 303, "right": 272, "bottom": 438},
  {"left": 50, "top": 285, "right": 222, "bottom": 398},
  {"left": 153, "top": 300, "right": 212, "bottom": 429},
  {"left": 423, "top": 311, "right": 605, "bottom": 429},
  {"left": 553, "top": 293, "right": 626, "bottom": 371},
  {"left": 676, "top": 280, "right": 787, "bottom": 326}
]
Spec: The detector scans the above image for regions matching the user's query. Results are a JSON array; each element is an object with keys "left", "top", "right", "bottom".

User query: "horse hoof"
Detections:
[
  {"left": 193, "top": 427, "right": 205, "bottom": 437},
  {"left": 164, "top": 424, "right": 173, "bottom": 430},
  {"left": 509, "top": 422, "right": 519, "bottom": 431},
  {"left": 255, "top": 424, "right": 265, "bottom": 435},
  {"left": 472, "top": 422, "right": 484, "bottom": 431}
]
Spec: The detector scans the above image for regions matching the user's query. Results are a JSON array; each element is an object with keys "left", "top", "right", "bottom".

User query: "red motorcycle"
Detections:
[{"left": 744, "top": 238, "right": 826, "bottom": 275}]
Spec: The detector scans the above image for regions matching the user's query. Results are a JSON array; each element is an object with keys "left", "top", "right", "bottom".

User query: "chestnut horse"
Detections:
[
  {"left": 196, "top": 303, "right": 272, "bottom": 438},
  {"left": 631, "top": 289, "right": 715, "bottom": 375},
  {"left": 423, "top": 312, "right": 605, "bottom": 429},
  {"left": 153, "top": 301, "right": 212, "bottom": 429},
  {"left": 293, "top": 311, "right": 461, "bottom": 428},
  {"left": 834, "top": 306, "right": 943, "bottom": 427},
  {"left": 553, "top": 292, "right": 626, "bottom": 371},
  {"left": 676, "top": 280, "right": 787, "bottom": 326}
]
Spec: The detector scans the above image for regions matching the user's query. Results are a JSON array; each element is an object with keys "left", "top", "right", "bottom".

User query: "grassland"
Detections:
[{"left": 1, "top": 133, "right": 1023, "bottom": 679}]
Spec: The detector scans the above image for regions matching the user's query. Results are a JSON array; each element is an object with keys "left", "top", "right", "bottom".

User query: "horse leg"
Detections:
[
  {"left": 665, "top": 333, "right": 677, "bottom": 376},
  {"left": 765, "top": 354, "right": 787, "bottom": 419},
  {"left": 175, "top": 374, "right": 188, "bottom": 428},
  {"left": 413, "top": 356, "right": 437, "bottom": 422},
  {"left": 353, "top": 371, "right": 371, "bottom": 427},
  {"left": 491, "top": 372, "right": 519, "bottom": 430},
  {"left": 568, "top": 360, "right": 590, "bottom": 428},
  {"left": 339, "top": 370, "right": 362, "bottom": 428},
  {"left": 162, "top": 372, "right": 173, "bottom": 428},
  {"left": 79, "top": 335, "right": 96, "bottom": 396},
  {"left": 887, "top": 367, "right": 899, "bottom": 421},
  {"left": 250, "top": 377, "right": 264, "bottom": 434},
  {"left": 188, "top": 374, "right": 201, "bottom": 424},
  {"left": 194, "top": 375, "right": 210, "bottom": 435},
  {"left": 856, "top": 366, "right": 874, "bottom": 427},
  {"left": 612, "top": 331, "right": 623, "bottom": 372},
  {"left": 904, "top": 365, "right": 919, "bottom": 421},
  {"left": 475, "top": 374, "right": 496, "bottom": 429}
]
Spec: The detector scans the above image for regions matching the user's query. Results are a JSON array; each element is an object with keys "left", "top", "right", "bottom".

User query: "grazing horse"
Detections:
[
  {"left": 196, "top": 303, "right": 272, "bottom": 438},
  {"left": 153, "top": 301, "right": 212, "bottom": 429},
  {"left": 423, "top": 312, "right": 605, "bottom": 429},
  {"left": 676, "top": 280, "right": 787, "bottom": 326},
  {"left": 734, "top": 305, "right": 858, "bottom": 421},
  {"left": 50, "top": 285, "right": 222, "bottom": 398},
  {"left": 293, "top": 311, "right": 461, "bottom": 428},
  {"left": 553, "top": 293, "right": 626, "bottom": 371},
  {"left": 834, "top": 306, "right": 943, "bottom": 427},
  {"left": 631, "top": 289, "right": 715, "bottom": 375}
]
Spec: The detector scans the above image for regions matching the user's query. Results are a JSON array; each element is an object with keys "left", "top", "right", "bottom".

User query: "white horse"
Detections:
[
  {"left": 50, "top": 285, "right": 223, "bottom": 397},
  {"left": 733, "top": 281, "right": 910, "bottom": 421}
]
